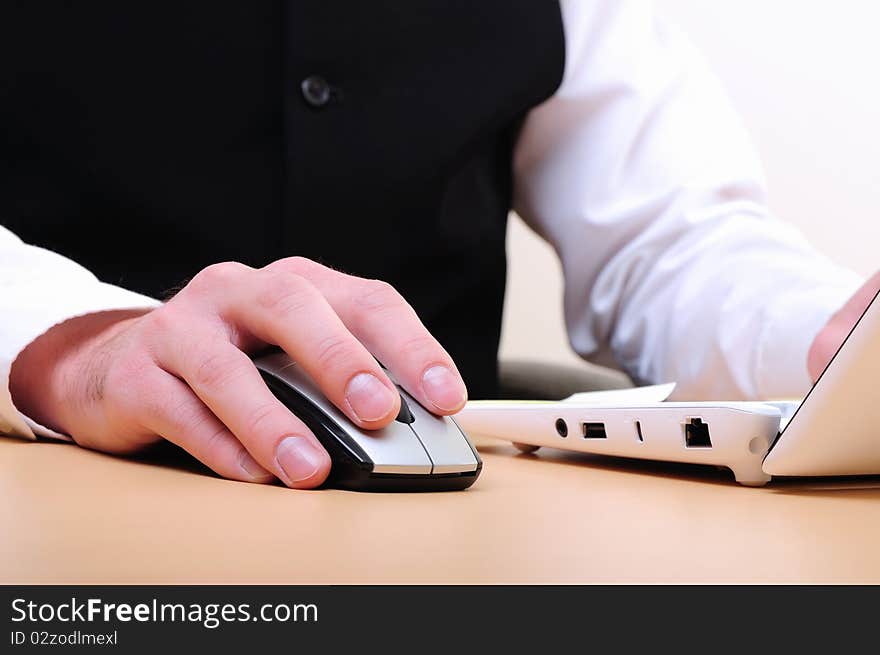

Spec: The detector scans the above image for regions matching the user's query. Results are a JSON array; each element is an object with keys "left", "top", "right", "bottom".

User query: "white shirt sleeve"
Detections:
[
  {"left": 513, "top": 0, "right": 864, "bottom": 400},
  {"left": 0, "top": 225, "right": 160, "bottom": 440}
]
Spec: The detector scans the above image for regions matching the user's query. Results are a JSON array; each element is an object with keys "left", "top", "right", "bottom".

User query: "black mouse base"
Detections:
[{"left": 326, "top": 466, "right": 482, "bottom": 492}]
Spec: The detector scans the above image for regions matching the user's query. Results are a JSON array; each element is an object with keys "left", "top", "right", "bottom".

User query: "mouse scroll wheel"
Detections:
[{"left": 395, "top": 393, "right": 415, "bottom": 424}]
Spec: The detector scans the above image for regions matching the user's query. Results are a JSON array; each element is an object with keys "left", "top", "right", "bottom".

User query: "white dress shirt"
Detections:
[{"left": 0, "top": 0, "right": 864, "bottom": 441}]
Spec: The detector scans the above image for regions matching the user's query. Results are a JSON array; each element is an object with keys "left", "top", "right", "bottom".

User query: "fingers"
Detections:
[
  {"left": 343, "top": 279, "right": 467, "bottom": 414},
  {"left": 264, "top": 258, "right": 468, "bottom": 414},
  {"left": 48, "top": 256, "right": 465, "bottom": 492},
  {"left": 134, "top": 367, "right": 276, "bottom": 484},
  {"left": 153, "top": 255, "right": 465, "bottom": 502},
  {"left": 222, "top": 268, "right": 402, "bottom": 428},
  {"left": 150, "top": 333, "right": 331, "bottom": 489}
]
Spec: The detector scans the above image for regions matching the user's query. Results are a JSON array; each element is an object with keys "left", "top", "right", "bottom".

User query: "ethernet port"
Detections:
[{"left": 684, "top": 418, "right": 711, "bottom": 448}]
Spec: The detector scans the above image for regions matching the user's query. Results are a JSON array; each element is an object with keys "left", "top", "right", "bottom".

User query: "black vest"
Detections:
[{"left": 0, "top": 2, "right": 566, "bottom": 398}]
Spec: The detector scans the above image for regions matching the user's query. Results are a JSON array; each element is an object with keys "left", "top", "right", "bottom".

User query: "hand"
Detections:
[
  {"left": 9, "top": 258, "right": 468, "bottom": 488},
  {"left": 808, "top": 271, "right": 880, "bottom": 382}
]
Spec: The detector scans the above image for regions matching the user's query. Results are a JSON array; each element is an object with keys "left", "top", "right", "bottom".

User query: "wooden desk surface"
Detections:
[{"left": 3, "top": 436, "right": 880, "bottom": 584}]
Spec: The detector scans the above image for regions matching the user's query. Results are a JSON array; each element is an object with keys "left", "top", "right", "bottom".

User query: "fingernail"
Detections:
[
  {"left": 345, "top": 372, "right": 396, "bottom": 422},
  {"left": 421, "top": 365, "right": 467, "bottom": 412},
  {"left": 275, "top": 436, "right": 324, "bottom": 483},
  {"left": 239, "top": 450, "right": 273, "bottom": 481}
]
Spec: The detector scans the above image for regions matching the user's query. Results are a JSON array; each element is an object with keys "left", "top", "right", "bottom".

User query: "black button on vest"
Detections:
[
  {"left": 0, "top": 1, "right": 566, "bottom": 399},
  {"left": 301, "top": 75, "right": 331, "bottom": 108}
]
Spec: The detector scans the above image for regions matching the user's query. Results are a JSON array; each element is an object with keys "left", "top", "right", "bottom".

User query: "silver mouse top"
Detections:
[{"left": 255, "top": 351, "right": 479, "bottom": 476}]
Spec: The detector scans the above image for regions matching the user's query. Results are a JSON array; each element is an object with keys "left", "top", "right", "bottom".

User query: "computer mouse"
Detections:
[{"left": 254, "top": 350, "right": 482, "bottom": 491}]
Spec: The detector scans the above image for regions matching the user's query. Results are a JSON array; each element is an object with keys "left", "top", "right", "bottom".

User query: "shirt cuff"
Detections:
[{"left": 755, "top": 274, "right": 863, "bottom": 399}]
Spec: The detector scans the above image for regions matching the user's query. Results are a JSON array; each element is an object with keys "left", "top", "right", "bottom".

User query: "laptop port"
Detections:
[
  {"left": 684, "top": 418, "right": 711, "bottom": 448},
  {"left": 555, "top": 418, "right": 568, "bottom": 438},
  {"left": 634, "top": 420, "right": 644, "bottom": 442},
  {"left": 582, "top": 422, "right": 607, "bottom": 439}
]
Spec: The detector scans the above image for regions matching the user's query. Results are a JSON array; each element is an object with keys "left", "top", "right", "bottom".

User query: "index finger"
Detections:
[{"left": 265, "top": 258, "right": 468, "bottom": 415}]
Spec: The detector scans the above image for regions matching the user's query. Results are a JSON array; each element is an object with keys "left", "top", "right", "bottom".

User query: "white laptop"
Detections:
[{"left": 456, "top": 291, "right": 880, "bottom": 486}]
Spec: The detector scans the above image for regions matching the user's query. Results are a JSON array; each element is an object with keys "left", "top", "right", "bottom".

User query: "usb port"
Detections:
[
  {"left": 582, "top": 422, "right": 607, "bottom": 439},
  {"left": 684, "top": 418, "right": 711, "bottom": 448}
]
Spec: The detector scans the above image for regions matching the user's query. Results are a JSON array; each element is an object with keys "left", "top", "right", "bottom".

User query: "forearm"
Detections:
[
  {"left": 514, "top": 0, "right": 863, "bottom": 399},
  {"left": 591, "top": 209, "right": 862, "bottom": 399}
]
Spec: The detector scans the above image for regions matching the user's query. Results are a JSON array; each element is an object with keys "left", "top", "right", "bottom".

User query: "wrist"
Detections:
[{"left": 9, "top": 309, "right": 150, "bottom": 434}]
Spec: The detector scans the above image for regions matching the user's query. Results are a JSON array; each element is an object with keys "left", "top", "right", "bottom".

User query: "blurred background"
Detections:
[{"left": 500, "top": 0, "right": 880, "bottom": 372}]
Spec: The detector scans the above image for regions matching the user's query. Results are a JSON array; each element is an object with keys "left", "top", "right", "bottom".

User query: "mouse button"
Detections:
[
  {"left": 256, "top": 353, "right": 433, "bottom": 474},
  {"left": 260, "top": 356, "right": 334, "bottom": 411},
  {"left": 412, "top": 414, "right": 480, "bottom": 474},
  {"left": 395, "top": 393, "right": 415, "bottom": 424},
  {"left": 355, "top": 423, "right": 433, "bottom": 475},
  {"left": 358, "top": 422, "right": 433, "bottom": 475}
]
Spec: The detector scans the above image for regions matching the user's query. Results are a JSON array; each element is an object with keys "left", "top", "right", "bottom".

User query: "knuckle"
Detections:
[
  {"left": 143, "top": 303, "right": 184, "bottom": 336},
  {"left": 354, "top": 279, "right": 404, "bottom": 315},
  {"left": 269, "top": 256, "right": 313, "bottom": 275},
  {"left": 313, "top": 334, "right": 357, "bottom": 373},
  {"left": 350, "top": 279, "right": 416, "bottom": 336},
  {"left": 397, "top": 334, "right": 439, "bottom": 361},
  {"left": 255, "top": 271, "right": 315, "bottom": 316},
  {"left": 243, "top": 401, "right": 281, "bottom": 437},
  {"left": 199, "top": 423, "right": 233, "bottom": 460},
  {"left": 166, "top": 396, "right": 212, "bottom": 434},
  {"left": 192, "top": 261, "right": 250, "bottom": 289},
  {"left": 190, "top": 349, "right": 241, "bottom": 390}
]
